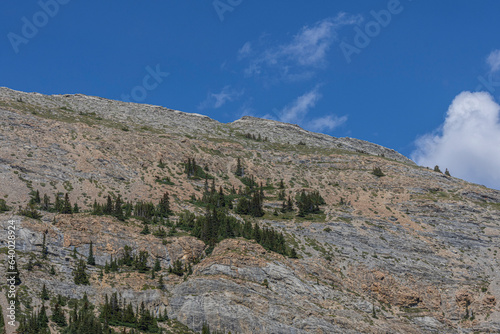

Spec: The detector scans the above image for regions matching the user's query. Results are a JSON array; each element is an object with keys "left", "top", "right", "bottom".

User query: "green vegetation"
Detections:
[
  {"left": 295, "top": 190, "right": 325, "bottom": 217},
  {"left": 372, "top": 167, "right": 385, "bottom": 177},
  {"left": 184, "top": 157, "right": 213, "bottom": 179},
  {"left": 0, "top": 199, "right": 10, "bottom": 212},
  {"left": 73, "top": 259, "right": 90, "bottom": 285}
]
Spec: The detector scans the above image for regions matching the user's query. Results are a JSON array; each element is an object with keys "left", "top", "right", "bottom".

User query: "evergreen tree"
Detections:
[
  {"left": 73, "top": 259, "right": 90, "bottom": 285},
  {"left": 134, "top": 251, "right": 149, "bottom": 273},
  {"left": 202, "top": 322, "right": 211, "bottom": 334},
  {"left": 49, "top": 265, "right": 56, "bottom": 275},
  {"left": 235, "top": 158, "right": 243, "bottom": 176},
  {"left": 249, "top": 192, "right": 264, "bottom": 217},
  {"left": 105, "top": 195, "right": 113, "bottom": 215},
  {"left": 29, "top": 190, "right": 41, "bottom": 205},
  {"left": 87, "top": 241, "right": 96, "bottom": 266},
  {"left": 61, "top": 193, "right": 73, "bottom": 214},
  {"left": 51, "top": 302, "right": 67, "bottom": 327},
  {"left": 445, "top": 168, "right": 451, "bottom": 176},
  {"left": 73, "top": 202, "right": 80, "bottom": 213},
  {"left": 39, "top": 304, "right": 49, "bottom": 328},
  {"left": 54, "top": 194, "right": 63, "bottom": 213},
  {"left": 434, "top": 165, "right": 442, "bottom": 173},
  {"left": 18, "top": 204, "right": 42, "bottom": 219},
  {"left": 42, "top": 194, "right": 51, "bottom": 211},
  {"left": 158, "top": 275, "right": 165, "bottom": 290},
  {"left": 0, "top": 305, "right": 5, "bottom": 334},
  {"left": 372, "top": 167, "right": 385, "bottom": 177},
  {"left": 0, "top": 199, "right": 9, "bottom": 212},
  {"left": 154, "top": 258, "right": 161, "bottom": 272},
  {"left": 140, "top": 223, "right": 150, "bottom": 235},
  {"left": 169, "top": 259, "right": 184, "bottom": 276},
  {"left": 158, "top": 192, "right": 172, "bottom": 217},
  {"left": 40, "top": 284, "right": 50, "bottom": 300},
  {"left": 41, "top": 232, "right": 48, "bottom": 259},
  {"left": 114, "top": 195, "right": 124, "bottom": 220}
]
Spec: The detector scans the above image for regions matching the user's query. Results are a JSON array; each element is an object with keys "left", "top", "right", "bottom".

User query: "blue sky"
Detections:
[{"left": 2, "top": 1, "right": 500, "bottom": 189}]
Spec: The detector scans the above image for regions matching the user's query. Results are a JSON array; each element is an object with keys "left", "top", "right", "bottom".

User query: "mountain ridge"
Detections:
[{"left": 0, "top": 87, "right": 414, "bottom": 165}]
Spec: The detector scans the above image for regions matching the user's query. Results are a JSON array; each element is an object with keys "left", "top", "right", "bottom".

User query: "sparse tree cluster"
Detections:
[
  {"left": 184, "top": 157, "right": 213, "bottom": 179},
  {"left": 19, "top": 190, "right": 76, "bottom": 218},
  {"left": 244, "top": 132, "right": 267, "bottom": 142},
  {"left": 104, "top": 246, "right": 149, "bottom": 274},
  {"left": 296, "top": 190, "right": 325, "bottom": 217},
  {"left": 100, "top": 293, "right": 166, "bottom": 332}
]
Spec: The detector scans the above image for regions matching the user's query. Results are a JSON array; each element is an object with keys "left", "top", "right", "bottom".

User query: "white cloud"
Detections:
[
  {"left": 412, "top": 91, "right": 500, "bottom": 190},
  {"left": 198, "top": 86, "right": 243, "bottom": 110},
  {"left": 275, "top": 88, "right": 347, "bottom": 133},
  {"left": 307, "top": 114, "right": 348, "bottom": 132},
  {"left": 487, "top": 50, "right": 500, "bottom": 73},
  {"left": 279, "top": 88, "right": 322, "bottom": 123},
  {"left": 243, "top": 13, "right": 362, "bottom": 80}
]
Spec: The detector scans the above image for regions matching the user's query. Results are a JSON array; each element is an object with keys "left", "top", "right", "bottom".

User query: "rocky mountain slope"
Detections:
[{"left": 0, "top": 87, "right": 499, "bottom": 333}]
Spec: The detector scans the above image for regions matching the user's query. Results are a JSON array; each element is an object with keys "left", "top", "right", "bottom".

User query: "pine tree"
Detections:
[
  {"left": 61, "top": 193, "right": 73, "bottom": 214},
  {"left": 235, "top": 158, "right": 243, "bottom": 176},
  {"left": 158, "top": 192, "right": 171, "bottom": 217},
  {"left": 105, "top": 195, "right": 113, "bottom": 214},
  {"left": 39, "top": 304, "right": 49, "bottom": 328},
  {"left": 42, "top": 194, "right": 50, "bottom": 211},
  {"left": 51, "top": 302, "right": 67, "bottom": 327},
  {"left": 134, "top": 251, "right": 149, "bottom": 273},
  {"left": 202, "top": 322, "right": 211, "bottom": 334},
  {"left": 0, "top": 305, "right": 5, "bottom": 334},
  {"left": 41, "top": 232, "right": 48, "bottom": 259},
  {"left": 40, "top": 284, "right": 50, "bottom": 300},
  {"left": 73, "top": 259, "right": 90, "bottom": 285},
  {"left": 434, "top": 165, "right": 442, "bottom": 173},
  {"left": 154, "top": 258, "right": 161, "bottom": 272},
  {"left": 445, "top": 168, "right": 451, "bottom": 176},
  {"left": 54, "top": 194, "right": 62, "bottom": 213},
  {"left": 140, "top": 223, "right": 150, "bottom": 235},
  {"left": 73, "top": 203, "right": 79, "bottom": 213},
  {"left": 114, "top": 195, "right": 124, "bottom": 220},
  {"left": 49, "top": 265, "right": 56, "bottom": 275},
  {"left": 87, "top": 241, "right": 96, "bottom": 266}
]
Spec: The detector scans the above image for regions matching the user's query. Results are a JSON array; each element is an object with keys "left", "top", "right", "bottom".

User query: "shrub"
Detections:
[{"left": 372, "top": 167, "right": 385, "bottom": 177}]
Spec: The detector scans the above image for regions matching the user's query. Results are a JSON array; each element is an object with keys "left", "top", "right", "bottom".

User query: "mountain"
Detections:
[{"left": 0, "top": 87, "right": 499, "bottom": 333}]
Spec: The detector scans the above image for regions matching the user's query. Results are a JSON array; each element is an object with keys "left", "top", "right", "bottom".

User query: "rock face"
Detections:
[
  {"left": 229, "top": 116, "right": 414, "bottom": 164},
  {"left": 0, "top": 87, "right": 412, "bottom": 164},
  {"left": 1, "top": 87, "right": 500, "bottom": 333}
]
